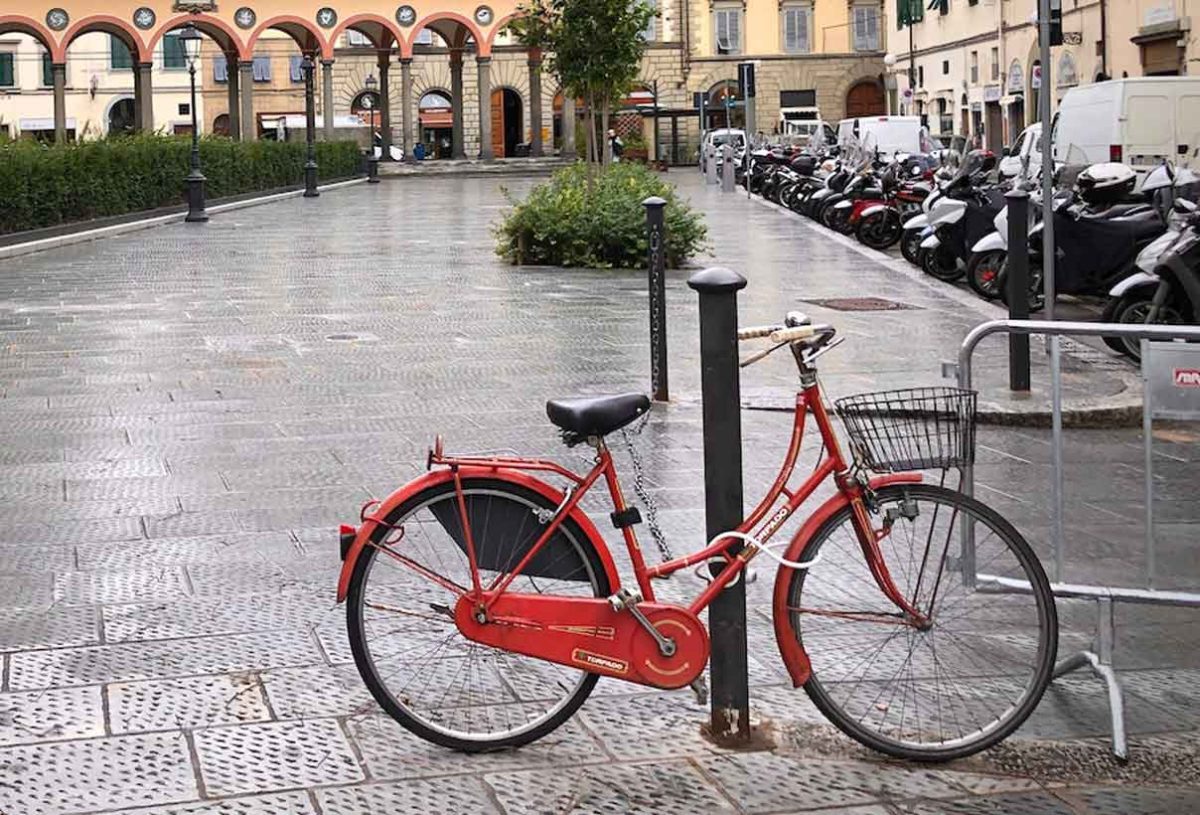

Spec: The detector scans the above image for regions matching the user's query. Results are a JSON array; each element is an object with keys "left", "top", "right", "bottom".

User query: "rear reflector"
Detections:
[
  {"left": 1110, "top": 145, "right": 1123, "bottom": 163},
  {"left": 339, "top": 524, "right": 356, "bottom": 561}
]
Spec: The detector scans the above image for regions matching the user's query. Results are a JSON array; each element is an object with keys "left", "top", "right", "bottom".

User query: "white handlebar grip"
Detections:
[
  {"left": 769, "top": 326, "right": 817, "bottom": 343},
  {"left": 737, "top": 325, "right": 780, "bottom": 341}
]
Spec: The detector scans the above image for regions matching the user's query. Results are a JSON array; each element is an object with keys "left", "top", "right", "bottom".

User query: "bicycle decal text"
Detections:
[{"left": 571, "top": 649, "right": 629, "bottom": 674}]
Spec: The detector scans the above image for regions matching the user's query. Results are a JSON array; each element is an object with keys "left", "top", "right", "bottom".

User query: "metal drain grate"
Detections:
[{"left": 802, "top": 297, "right": 920, "bottom": 312}]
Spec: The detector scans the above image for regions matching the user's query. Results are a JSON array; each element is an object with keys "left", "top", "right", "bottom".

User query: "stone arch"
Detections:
[
  {"left": 103, "top": 94, "right": 136, "bottom": 134},
  {"left": 146, "top": 14, "right": 247, "bottom": 61},
  {"left": 247, "top": 15, "right": 328, "bottom": 59},
  {"left": 60, "top": 14, "right": 147, "bottom": 63},
  {"left": 406, "top": 12, "right": 484, "bottom": 58},
  {"left": 487, "top": 11, "right": 524, "bottom": 51},
  {"left": 329, "top": 13, "right": 403, "bottom": 51},
  {"left": 0, "top": 15, "right": 57, "bottom": 60}
]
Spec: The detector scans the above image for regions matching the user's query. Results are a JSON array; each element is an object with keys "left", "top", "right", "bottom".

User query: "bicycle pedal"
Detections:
[{"left": 690, "top": 676, "right": 708, "bottom": 706}]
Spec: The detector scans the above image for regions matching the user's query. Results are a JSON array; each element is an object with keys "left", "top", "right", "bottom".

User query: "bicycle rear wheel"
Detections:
[
  {"left": 785, "top": 483, "right": 1056, "bottom": 761},
  {"left": 346, "top": 477, "right": 611, "bottom": 751}
]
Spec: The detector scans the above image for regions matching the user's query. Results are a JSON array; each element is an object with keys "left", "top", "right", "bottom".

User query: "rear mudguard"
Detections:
[
  {"left": 921, "top": 233, "right": 942, "bottom": 249},
  {"left": 772, "top": 473, "right": 924, "bottom": 687},
  {"left": 335, "top": 467, "right": 622, "bottom": 603},
  {"left": 971, "top": 231, "right": 1006, "bottom": 254}
]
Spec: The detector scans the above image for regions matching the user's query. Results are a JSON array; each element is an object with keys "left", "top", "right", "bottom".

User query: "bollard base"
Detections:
[{"left": 700, "top": 718, "right": 776, "bottom": 751}]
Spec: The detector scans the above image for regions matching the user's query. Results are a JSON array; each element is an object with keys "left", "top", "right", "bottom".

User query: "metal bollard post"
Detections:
[
  {"left": 367, "top": 155, "right": 381, "bottom": 184},
  {"left": 1005, "top": 190, "right": 1031, "bottom": 391},
  {"left": 644, "top": 196, "right": 669, "bottom": 402},
  {"left": 687, "top": 266, "right": 751, "bottom": 747},
  {"left": 705, "top": 145, "right": 718, "bottom": 185},
  {"left": 721, "top": 144, "right": 735, "bottom": 193}
]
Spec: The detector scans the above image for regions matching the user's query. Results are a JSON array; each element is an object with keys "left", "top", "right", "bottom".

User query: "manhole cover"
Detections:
[
  {"left": 802, "top": 297, "right": 920, "bottom": 312},
  {"left": 325, "top": 332, "right": 379, "bottom": 343}
]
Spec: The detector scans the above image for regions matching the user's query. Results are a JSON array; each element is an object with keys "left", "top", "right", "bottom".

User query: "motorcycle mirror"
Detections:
[{"left": 1001, "top": 146, "right": 1012, "bottom": 158}]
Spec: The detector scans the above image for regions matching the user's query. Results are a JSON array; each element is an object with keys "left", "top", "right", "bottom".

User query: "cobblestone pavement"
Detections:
[{"left": 0, "top": 171, "right": 1197, "bottom": 815}]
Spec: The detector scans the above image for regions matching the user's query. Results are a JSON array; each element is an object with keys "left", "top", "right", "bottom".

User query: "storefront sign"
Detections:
[{"left": 983, "top": 85, "right": 1001, "bottom": 102}]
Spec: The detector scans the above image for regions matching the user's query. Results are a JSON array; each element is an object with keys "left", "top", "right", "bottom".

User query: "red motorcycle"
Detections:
[{"left": 852, "top": 166, "right": 932, "bottom": 250}]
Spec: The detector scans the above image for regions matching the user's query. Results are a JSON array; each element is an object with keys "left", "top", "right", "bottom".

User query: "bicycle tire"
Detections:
[
  {"left": 785, "top": 483, "right": 1056, "bottom": 761},
  {"left": 346, "top": 477, "right": 612, "bottom": 752}
]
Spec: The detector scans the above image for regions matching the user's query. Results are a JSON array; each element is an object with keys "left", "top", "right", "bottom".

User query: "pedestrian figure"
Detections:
[{"left": 608, "top": 129, "right": 624, "bottom": 163}]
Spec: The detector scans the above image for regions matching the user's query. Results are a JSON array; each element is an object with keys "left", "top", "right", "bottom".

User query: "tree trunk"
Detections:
[{"left": 601, "top": 99, "right": 611, "bottom": 165}]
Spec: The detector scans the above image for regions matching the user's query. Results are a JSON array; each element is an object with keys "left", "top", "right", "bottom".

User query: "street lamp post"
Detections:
[
  {"left": 302, "top": 53, "right": 319, "bottom": 198},
  {"left": 180, "top": 23, "right": 207, "bottom": 223}
]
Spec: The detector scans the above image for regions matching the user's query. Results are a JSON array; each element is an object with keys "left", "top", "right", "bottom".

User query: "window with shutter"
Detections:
[
  {"left": 853, "top": 5, "right": 880, "bottom": 51},
  {"left": 213, "top": 54, "right": 228, "bottom": 82},
  {"left": 252, "top": 56, "right": 271, "bottom": 82},
  {"left": 0, "top": 53, "right": 14, "bottom": 87},
  {"left": 289, "top": 55, "right": 304, "bottom": 82},
  {"left": 714, "top": 6, "right": 741, "bottom": 55},
  {"left": 163, "top": 32, "right": 186, "bottom": 69},
  {"left": 782, "top": 5, "right": 811, "bottom": 54},
  {"left": 641, "top": 0, "right": 657, "bottom": 40},
  {"left": 42, "top": 51, "right": 54, "bottom": 87},
  {"left": 110, "top": 36, "right": 133, "bottom": 70}
]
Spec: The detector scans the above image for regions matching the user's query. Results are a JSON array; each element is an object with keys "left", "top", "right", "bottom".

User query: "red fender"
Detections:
[
  {"left": 771, "top": 473, "right": 923, "bottom": 687},
  {"left": 336, "top": 467, "right": 623, "bottom": 603}
]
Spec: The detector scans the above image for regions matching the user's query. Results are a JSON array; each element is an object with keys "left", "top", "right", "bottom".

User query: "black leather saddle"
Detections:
[{"left": 546, "top": 393, "right": 650, "bottom": 445}]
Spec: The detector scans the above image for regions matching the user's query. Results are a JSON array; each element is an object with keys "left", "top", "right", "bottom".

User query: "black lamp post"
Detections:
[
  {"left": 180, "top": 23, "right": 207, "bottom": 223},
  {"left": 302, "top": 53, "right": 319, "bottom": 198}
]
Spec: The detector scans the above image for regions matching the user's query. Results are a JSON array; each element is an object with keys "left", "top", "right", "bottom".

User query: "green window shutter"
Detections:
[
  {"left": 0, "top": 53, "right": 13, "bottom": 87},
  {"left": 898, "top": 0, "right": 923, "bottom": 29},
  {"left": 163, "top": 33, "right": 186, "bottom": 69},
  {"left": 42, "top": 52, "right": 54, "bottom": 87},
  {"left": 111, "top": 36, "right": 133, "bottom": 69}
]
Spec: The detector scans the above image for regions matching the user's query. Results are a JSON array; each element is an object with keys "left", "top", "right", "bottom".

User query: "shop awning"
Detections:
[{"left": 420, "top": 110, "right": 453, "bottom": 128}]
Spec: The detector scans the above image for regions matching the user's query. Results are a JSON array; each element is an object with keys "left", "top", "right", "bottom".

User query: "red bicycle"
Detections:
[{"left": 336, "top": 314, "right": 1056, "bottom": 761}]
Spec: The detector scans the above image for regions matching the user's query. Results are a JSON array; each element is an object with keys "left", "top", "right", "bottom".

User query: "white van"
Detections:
[
  {"left": 1052, "top": 78, "right": 1200, "bottom": 171},
  {"left": 837, "top": 116, "right": 925, "bottom": 154}
]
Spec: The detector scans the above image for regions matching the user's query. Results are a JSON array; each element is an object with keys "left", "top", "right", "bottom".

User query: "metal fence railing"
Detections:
[{"left": 947, "top": 319, "right": 1200, "bottom": 761}]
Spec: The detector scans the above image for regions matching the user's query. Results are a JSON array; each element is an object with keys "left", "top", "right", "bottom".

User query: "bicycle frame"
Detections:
[{"left": 421, "top": 378, "right": 926, "bottom": 626}]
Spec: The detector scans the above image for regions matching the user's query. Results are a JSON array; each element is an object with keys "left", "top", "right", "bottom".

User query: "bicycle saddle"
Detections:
[{"left": 546, "top": 393, "right": 650, "bottom": 444}]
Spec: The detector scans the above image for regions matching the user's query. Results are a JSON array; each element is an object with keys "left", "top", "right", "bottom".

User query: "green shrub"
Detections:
[
  {"left": 0, "top": 135, "right": 362, "bottom": 235},
  {"left": 495, "top": 162, "right": 707, "bottom": 269}
]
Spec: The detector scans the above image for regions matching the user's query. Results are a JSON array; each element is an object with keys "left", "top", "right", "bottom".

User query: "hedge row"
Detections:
[{"left": 0, "top": 136, "right": 363, "bottom": 235}]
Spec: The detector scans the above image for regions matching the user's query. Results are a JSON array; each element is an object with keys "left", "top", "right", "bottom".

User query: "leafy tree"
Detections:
[{"left": 511, "top": 0, "right": 655, "bottom": 169}]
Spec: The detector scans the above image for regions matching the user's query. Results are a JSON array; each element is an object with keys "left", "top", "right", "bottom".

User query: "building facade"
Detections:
[
  {"left": 0, "top": 30, "right": 198, "bottom": 140},
  {"left": 886, "top": 0, "right": 1200, "bottom": 151},
  {"left": 2, "top": 0, "right": 888, "bottom": 159}
]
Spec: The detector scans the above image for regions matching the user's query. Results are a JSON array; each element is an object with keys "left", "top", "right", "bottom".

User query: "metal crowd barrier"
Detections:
[{"left": 946, "top": 319, "right": 1200, "bottom": 762}]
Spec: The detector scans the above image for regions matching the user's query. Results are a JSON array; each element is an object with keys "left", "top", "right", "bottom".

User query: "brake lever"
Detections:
[
  {"left": 739, "top": 341, "right": 788, "bottom": 368},
  {"left": 802, "top": 336, "right": 845, "bottom": 365}
]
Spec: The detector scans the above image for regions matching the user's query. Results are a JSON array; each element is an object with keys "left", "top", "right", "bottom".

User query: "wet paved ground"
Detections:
[{"left": 0, "top": 171, "right": 1198, "bottom": 814}]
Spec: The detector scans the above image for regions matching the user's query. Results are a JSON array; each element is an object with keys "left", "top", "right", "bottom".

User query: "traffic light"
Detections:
[{"left": 1047, "top": 0, "right": 1063, "bottom": 46}]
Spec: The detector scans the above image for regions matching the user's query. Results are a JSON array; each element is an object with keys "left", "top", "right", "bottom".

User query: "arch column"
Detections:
[
  {"left": 321, "top": 58, "right": 335, "bottom": 140},
  {"left": 226, "top": 51, "right": 241, "bottom": 140},
  {"left": 135, "top": 62, "right": 154, "bottom": 132},
  {"left": 239, "top": 60, "right": 256, "bottom": 140},
  {"left": 400, "top": 57, "right": 414, "bottom": 162},
  {"left": 450, "top": 49, "right": 466, "bottom": 159},
  {"left": 52, "top": 62, "right": 67, "bottom": 143},
  {"left": 560, "top": 96, "right": 576, "bottom": 158},
  {"left": 528, "top": 49, "right": 543, "bottom": 157},
  {"left": 477, "top": 55, "right": 493, "bottom": 160},
  {"left": 378, "top": 51, "right": 393, "bottom": 159}
]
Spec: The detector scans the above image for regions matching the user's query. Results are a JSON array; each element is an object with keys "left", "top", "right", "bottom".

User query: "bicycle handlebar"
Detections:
[{"left": 737, "top": 325, "right": 781, "bottom": 340}]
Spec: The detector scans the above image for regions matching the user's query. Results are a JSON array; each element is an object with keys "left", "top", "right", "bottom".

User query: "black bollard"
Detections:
[
  {"left": 1005, "top": 189, "right": 1031, "bottom": 391},
  {"left": 687, "top": 266, "right": 750, "bottom": 747},
  {"left": 367, "top": 155, "right": 381, "bottom": 185},
  {"left": 644, "top": 196, "right": 669, "bottom": 402}
]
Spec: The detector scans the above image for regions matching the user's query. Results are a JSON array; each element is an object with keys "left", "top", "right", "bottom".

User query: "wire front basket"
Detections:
[{"left": 834, "top": 387, "right": 978, "bottom": 473}]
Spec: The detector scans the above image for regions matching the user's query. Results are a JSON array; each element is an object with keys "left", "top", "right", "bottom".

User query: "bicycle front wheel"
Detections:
[
  {"left": 785, "top": 484, "right": 1056, "bottom": 761},
  {"left": 346, "top": 478, "right": 612, "bottom": 751}
]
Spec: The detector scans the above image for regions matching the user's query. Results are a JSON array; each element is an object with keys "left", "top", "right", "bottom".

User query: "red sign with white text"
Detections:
[{"left": 1174, "top": 368, "right": 1200, "bottom": 387}]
